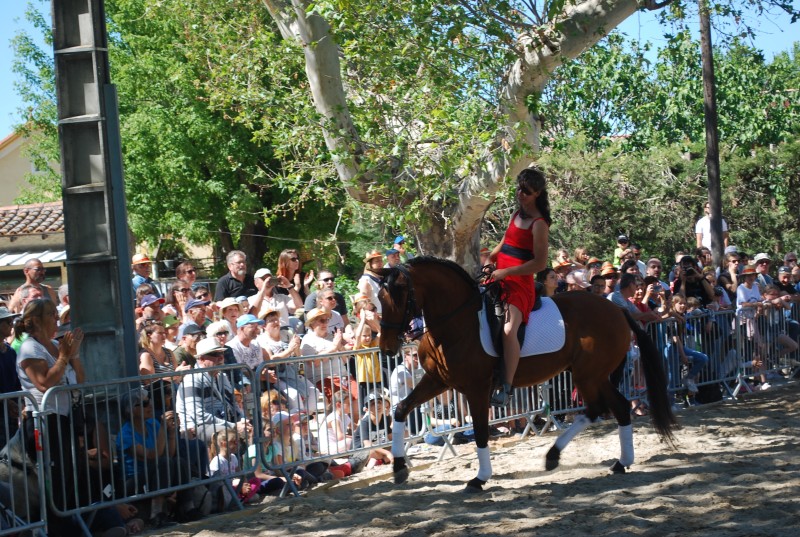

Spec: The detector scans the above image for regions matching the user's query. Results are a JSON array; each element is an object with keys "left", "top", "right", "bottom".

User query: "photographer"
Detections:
[
  {"left": 248, "top": 267, "right": 303, "bottom": 324},
  {"left": 672, "top": 255, "right": 714, "bottom": 307}
]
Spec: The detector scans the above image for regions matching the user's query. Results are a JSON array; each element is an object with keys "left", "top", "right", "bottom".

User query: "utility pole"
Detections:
[{"left": 699, "top": 0, "right": 725, "bottom": 268}]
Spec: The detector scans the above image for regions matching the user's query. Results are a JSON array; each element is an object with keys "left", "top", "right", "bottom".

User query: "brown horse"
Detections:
[{"left": 378, "top": 257, "right": 677, "bottom": 492}]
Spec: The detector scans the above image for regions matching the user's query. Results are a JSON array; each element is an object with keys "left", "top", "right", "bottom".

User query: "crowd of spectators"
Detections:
[{"left": 3, "top": 211, "right": 800, "bottom": 533}]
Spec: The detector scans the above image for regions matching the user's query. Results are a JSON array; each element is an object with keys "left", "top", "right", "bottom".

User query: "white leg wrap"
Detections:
[
  {"left": 391, "top": 420, "right": 406, "bottom": 458},
  {"left": 476, "top": 446, "right": 492, "bottom": 482},
  {"left": 554, "top": 414, "right": 592, "bottom": 451},
  {"left": 618, "top": 424, "right": 634, "bottom": 467}
]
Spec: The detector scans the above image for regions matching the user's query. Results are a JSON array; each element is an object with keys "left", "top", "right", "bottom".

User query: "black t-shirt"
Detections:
[
  {"left": 214, "top": 273, "right": 258, "bottom": 301},
  {"left": 303, "top": 291, "right": 348, "bottom": 316},
  {"left": 776, "top": 281, "right": 797, "bottom": 296},
  {"left": 352, "top": 413, "right": 390, "bottom": 449},
  {"left": 674, "top": 277, "right": 713, "bottom": 306}
]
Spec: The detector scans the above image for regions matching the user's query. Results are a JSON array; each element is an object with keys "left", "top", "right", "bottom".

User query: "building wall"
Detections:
[{"left": 0, "top": 132, "right": 36, "bottom": 206}]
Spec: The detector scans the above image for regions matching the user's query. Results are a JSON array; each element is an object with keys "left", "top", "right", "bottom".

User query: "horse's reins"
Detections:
[{"left": 379, "top": 264, "right": 482, "bottom": 337}]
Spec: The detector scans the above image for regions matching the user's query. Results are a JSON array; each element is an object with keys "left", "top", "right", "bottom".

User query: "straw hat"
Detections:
[
  {"left": 363, "top": 250, "right": 383, "bottom": 264},
  {"left": 741, "top": 264, "right": 757, "bottom": 275},
  {"left": 306, "top": 307, "right": 332, "bottom": 324}
]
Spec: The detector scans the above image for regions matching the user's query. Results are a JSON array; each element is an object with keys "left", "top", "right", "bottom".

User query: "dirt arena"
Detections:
[{"left": 154, "top": 382, "right": 800, "bottom": 537}]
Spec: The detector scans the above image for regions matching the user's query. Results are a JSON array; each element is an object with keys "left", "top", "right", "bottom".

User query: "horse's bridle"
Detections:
[
  {"left": 379, "top": 264, "right": 481, "bottom": 338},
  {"left": 379, "top": 264, "right": 420, "bottom": 335}
]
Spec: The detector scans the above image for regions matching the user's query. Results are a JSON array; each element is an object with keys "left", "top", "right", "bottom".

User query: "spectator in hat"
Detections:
[
  {"left": 177, "top": 297, "right": 212, "bottom": 340},
  {"left": 613, "top": 235, "right": 631, "bottom": 266},
  {"left": 176, "top": 338, "right": 250, "bottom": 443},
  {"left": 229, "top": 314, "right": 273, "bottom": 392},
  {"left": 172, "top": 323, "right": 205, "bottom": 368},
  {"left": 206, "top": 320, "right": 243, "bottom": 390},
  {"left": 600, "top": 263, "right": 619, "bottom": 296},
  {"left": 136, "top": 294, "right": 165, "bottom": 330},
  {"left": 479, "top": 247, "right": 491, "bottom": 268},
  {"left": 130, "top": 253, "right": 162, "bottom": 298},
  {"left": 351, "top": 391, "right": 394, "bottom": 470},
  {"left": 585, "top": 257, "right": 603, "bottom": 280},
  {"left": 7, "top": 258, "right": 58, "bottom": 313},
  {"left": 385, "top": 248, "right": 402, "bottom": 268},
  {"left": 393, "top": 235, "right": 414, "bottom": 262},
  {"left": 248, "top": 267, "right": 302, "bottom": 325},
  {"left": 645, "top": 258, "right": 670, "bottom": 296},
  {"left": 565, "top": 269, "right": 590, "bottom": 292},
  {"left": 304, "top": 269, "right": 349, "bottom": 325},
  {"left": 214, "top": 250, "right": 258, "bottom": 301},
  {"left": 358, "top": 250, "right": 385, "bottom": 314},
  {"left": 753, "top": 253, "right": 773, "bottom": 292},
  {"left": 695, "top": 201, "right": 729, "bottom": 249},
  {"left": 217, "top": 297, "right": 243, "bottom": 337},
  {"left": 551, "top": 248, "right": 572, "bottom": 270},
  {"left": 314, "top": 289, "right": 354, "bottom": 342},
  {"left": 163, "top": 314, "right": 181, "bottom": 349},
  {"left": 300, "top": 307, "right": 349, "bottom": 398}
]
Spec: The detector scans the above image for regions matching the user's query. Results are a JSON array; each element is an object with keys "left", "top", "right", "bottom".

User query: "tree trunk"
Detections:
[{"left": 261, "top": 0, "right": 645, "bottom": 270}]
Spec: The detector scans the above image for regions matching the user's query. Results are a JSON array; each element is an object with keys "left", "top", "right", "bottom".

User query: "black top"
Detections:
[
  {"left": 352, "top": 413, "right": 390, "bottom": 449},
  {"left": 303, "top": 291, "right": 348, "bottom": 316},
  {"left": 214, "top": 272, "right": 258, "bottom": 301}
]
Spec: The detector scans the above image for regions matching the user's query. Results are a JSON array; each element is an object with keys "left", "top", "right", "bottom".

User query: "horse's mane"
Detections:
[{"left": 406, "top": 256, "right": 479, "bottom": 291}]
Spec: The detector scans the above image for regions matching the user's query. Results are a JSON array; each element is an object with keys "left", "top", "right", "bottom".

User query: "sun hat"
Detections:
[
  {"left": 257, "top": 306, "right": 280, "bottom": 320},
  {"left": 0, "top": 307, "right": 20, "bottom": 322},
  {"left": 753, "top": 253, "right": 771, "bottom": 264},
  {"left": 254, "top": 268, "right": 272, "bottom": 279},
  {"left": 58, "top": 305, "right": 71, "bottom": 324},
  {"left": 121, "top": 389, "right": 149, "bottom": 416},
  {"left": 741, "top": 265, "right": 757, "bottom": 275},
  {"left": 565, "top": 269, "right": 590, "bottom": 289},
  {"left": 131, "top": 253, "right": 151, "bottom": 266},
  {"left": 363, "top": 250, "right": 383, "bottom": 263},
  {"left": 351, "top": 293, "right": 371, "bottom": 304},
  {"left": 217, "top": 297, "right": 239, "bottom": 311},
  {"left": 586, "top": 257, "right": 602, "bottom": 266},
  {"left": 236, "top": 314, "right": 265, "bottom": 328},
  {"left": 601, "top": 265, "right": 618, "bottom": 277},
  {"left": 162, "top": 315, "right": 180, "bottom": 328},
  {"left": 305, "top": 307, "right": 332, "bottom": 324},
  {"left": 195, "top": 337, "right": 227, "bottom": 358}
]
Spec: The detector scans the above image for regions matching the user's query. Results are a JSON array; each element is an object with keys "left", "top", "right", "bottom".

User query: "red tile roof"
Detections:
[{"left": 0, "top": 201, "right": 64, "bottom": 237}]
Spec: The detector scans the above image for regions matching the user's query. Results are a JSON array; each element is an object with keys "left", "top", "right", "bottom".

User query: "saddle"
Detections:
[{"left": 482, "top": 282, "right": 544, "bottom": 386}]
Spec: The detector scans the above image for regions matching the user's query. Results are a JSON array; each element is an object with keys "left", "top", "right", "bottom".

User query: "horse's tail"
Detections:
[{"left": 623, "top": 310, "right": 678, "bottom": 447}]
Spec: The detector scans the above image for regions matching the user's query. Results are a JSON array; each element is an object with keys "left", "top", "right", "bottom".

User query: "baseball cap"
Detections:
[
  {"left": 271, "top": 411, "right": 291, "bottom": 425},
  {"left": 617, "top": 235, "right": 629, "bottom": 243},
  {"left": 385, "top": 248, "right": 399, "bottom": 256},
  {"left": 217, "top": 297, "right": 239, "bottom": 311},
  {"left": 365, "top": 391, "right": 390, "bottom": 405},
  {"left": 394, "top": 235, "right": 405, "bottom": 244},
  {"left": 778, "top": 266, "right": 792, "bottom": 274},
  {"left": 140, "top": 294, "right": 165, "bottom": 309},
  {"left": 182, "top": 323, "right": 205, "bottom": 336},
  {"left": 753, "top": 253, "right": 771, "bottom": 264},
  {"left": 236, "top": 314, "right": 265, "bottom": 328},
  {"left": 254, "top": 268, "right": 272, "bottom": 279},
  {"left": 162, "top": 315, "right": 180, "bottom": 328},
  {"left": 184, "top": 298, "right": 210, "bottom": 313}
]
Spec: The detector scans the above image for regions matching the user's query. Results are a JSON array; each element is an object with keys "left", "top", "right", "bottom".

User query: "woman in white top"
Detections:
[{"left": 15, "top": 298, "right": 84, "bottom": 531}]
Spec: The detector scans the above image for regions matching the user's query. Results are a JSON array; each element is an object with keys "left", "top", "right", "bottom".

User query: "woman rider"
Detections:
[{"left": 488, "top": 168, "right": 551, "bottom": 406}]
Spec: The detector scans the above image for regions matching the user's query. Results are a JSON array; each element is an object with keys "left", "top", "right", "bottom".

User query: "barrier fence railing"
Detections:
[
  {"left": 0, "top": 391, "right": 46, "bottom": 537},
  {"left": 6, "top": 303, "right": 800, "bottom": 530},
  {"left": 37, "top": 363, "right": 257, "bottom": 535}
]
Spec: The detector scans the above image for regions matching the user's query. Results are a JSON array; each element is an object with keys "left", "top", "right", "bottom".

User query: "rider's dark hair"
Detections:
[{"left": 517, "top": 168, "right": 552, "bottom": 226}]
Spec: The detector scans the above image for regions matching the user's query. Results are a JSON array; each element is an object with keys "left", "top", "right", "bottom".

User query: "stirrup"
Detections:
[{"left": 490, "top": 383, "right": 513, "bottom": 407}]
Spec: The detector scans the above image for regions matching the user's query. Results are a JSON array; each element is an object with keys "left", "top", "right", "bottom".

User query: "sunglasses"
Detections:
[
  {"left": 176, "top": 288, "right": 191, "bottom": 293},
  {"left": 214, "top": 331, "right": 230, "bottom": 337},
  {"left": 290, "top": 257, "right": 299, "bottom": 262},
  {"left": 323, "top": 296, "right": 336, "bottom": 301},
  {"left": 321, "top": 277, "right": 335, "bottom": 283},
  {"left": 184, "top": 269, "right": 196, "bottom": 274},
  {"left": 516, "top": 185, "right": 534, "bottom": 196},
  {"left": 195, "top": 292, "right": 210, "bottom": 299}
]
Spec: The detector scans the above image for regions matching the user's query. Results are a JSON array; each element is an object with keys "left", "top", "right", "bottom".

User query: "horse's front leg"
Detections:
[
  {"left": 391, "top": 374, "right": 447, "bottom": 484},
  {"left": 463, "top": 393, "right": 492, "bottom": 493}
]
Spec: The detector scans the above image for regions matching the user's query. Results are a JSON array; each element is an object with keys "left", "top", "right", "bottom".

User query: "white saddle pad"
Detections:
[{"left": 479, "top": 296, "right": 566, "bottom": 358}]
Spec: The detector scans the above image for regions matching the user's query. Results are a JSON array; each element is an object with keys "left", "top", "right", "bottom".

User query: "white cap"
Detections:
[{"left": 254, "top": 268, "right": 272, "bottom": 279}]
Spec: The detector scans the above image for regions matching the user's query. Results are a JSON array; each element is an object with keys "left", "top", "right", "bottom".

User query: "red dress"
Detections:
[{"left": 496, "top": 212, "right": 546, "bottom": 324}]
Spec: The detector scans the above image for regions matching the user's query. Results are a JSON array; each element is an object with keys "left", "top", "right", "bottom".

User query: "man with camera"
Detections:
[
  {"left": 247, "top": 267, "right": 303, "bottom": 325},
  {"left": 672, "top": 255, "right": 715, "bottom": 306}
]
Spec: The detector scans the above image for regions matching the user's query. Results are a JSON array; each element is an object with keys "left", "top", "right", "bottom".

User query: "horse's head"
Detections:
[{"left": 375, "top": 265, "right": 419, "bottom": 355}]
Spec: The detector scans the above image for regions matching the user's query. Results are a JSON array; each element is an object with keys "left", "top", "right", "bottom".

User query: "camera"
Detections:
[
  {"left": 653, "top": 283, "right": 663, "bottom": 293},
  {"left": 279, "top": 326, "right": 294, "bottom": 344}
]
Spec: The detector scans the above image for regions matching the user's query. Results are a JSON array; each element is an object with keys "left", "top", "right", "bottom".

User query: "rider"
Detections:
[{"left": 487, "top": 168, "right": 551, "bottom": 406}]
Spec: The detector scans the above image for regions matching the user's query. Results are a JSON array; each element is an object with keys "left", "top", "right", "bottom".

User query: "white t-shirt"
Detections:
[
  {"left": 695, "top": 216, "right": 728, "bottom": 249},
  {"left": 209, "top": 453, "right": 239, "bottom": 477},
  {"left": 316, "top": 411, "right": 352, "bottom": 456},
  {"left": 228, "top": 337, "right": 265, "bottom": 370},
  {"left": 249, "top": 293, "right": 294, "bottom": 326},
  {"left": 736, "top": 284, "right": 762, "bottom": 319}
]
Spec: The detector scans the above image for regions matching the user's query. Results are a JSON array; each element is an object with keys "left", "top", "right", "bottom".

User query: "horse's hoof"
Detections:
[
  {"left": 463, "top": 478, "right": 486, "bottom": 493},
  {"left": 394, "top": 466, "right": 409, "bottom": 484},
  {"left": 545, "top": 445, "right": 561, "bottom": 471},
  {"left": 610, "top": 461, "right": 627, "bottom": 474}
]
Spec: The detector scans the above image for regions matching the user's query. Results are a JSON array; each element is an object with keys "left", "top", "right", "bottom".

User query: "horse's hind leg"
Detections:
[
  {"left": 391, "top": 374, "right": 447, "bottom": 484},
  {"left": 600, "top": 380, "right": 635, "bottom": 474}
]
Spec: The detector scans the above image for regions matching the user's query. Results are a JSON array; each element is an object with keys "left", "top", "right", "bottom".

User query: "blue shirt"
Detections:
[{"left": 116, "top": 418, "right": 160, "bottom": 477}]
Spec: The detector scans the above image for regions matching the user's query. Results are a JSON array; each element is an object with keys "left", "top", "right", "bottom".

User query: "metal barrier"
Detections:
[
  {"left": 0, "top": 391, "right": 46, "bottom": 537},
  {"left": 37, "top": 363, "right": 257, "bottom": 535},
  {"left": 9, "top": 300, "right": 799, "bottom": 530}
]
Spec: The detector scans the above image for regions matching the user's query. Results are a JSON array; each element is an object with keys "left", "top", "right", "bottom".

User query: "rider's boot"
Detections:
[{"left": 490, "top": 383, "right": 513, "bottom": 407}]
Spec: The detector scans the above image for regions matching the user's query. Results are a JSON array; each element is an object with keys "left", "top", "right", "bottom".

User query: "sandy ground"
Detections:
[{"left": 152, "top": 381, "right": 800, "bottom": 537}]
